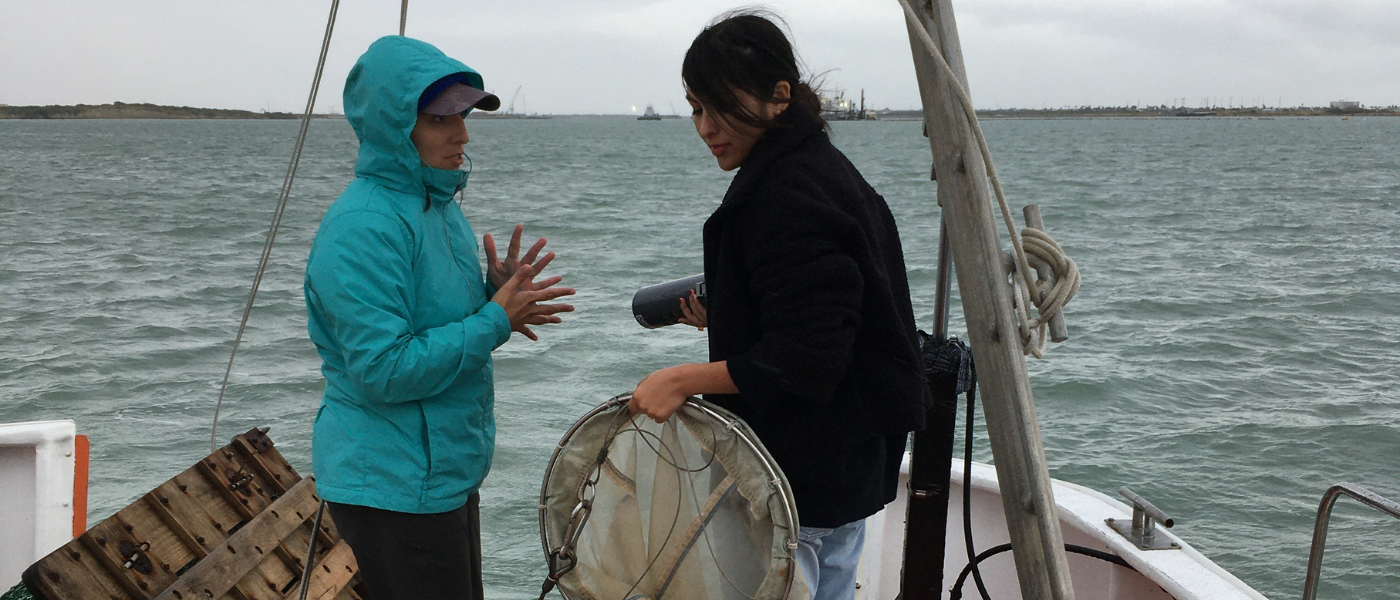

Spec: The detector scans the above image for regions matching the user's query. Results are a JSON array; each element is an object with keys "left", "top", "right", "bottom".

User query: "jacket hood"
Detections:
[{"left": 344, "top": 36, "right": 485, "bottom": 202}]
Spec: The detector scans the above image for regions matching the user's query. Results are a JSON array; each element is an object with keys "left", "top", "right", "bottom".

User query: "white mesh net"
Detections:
[{"left": 540, "top": 395, "right": 806, "bottom": 600}]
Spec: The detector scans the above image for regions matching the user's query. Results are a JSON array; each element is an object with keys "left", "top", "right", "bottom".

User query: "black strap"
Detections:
[{"left": 902, "top": 334, "right": 975, "bottom": 599}]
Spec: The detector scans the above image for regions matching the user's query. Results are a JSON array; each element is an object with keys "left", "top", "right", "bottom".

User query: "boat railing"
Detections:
[{"left": 1301, "top": 483, "right": 1400, "bottom": 600}]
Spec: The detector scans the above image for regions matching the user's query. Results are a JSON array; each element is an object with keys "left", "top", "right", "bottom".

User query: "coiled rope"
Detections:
[
  {"left": 210, "top": 0, "right": 341, "bottom": 454},
  {"left": 896, "top": 0, "right": 1080, "bottom": 358}
]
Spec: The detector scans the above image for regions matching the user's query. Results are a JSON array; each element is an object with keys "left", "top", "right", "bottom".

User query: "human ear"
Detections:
[
  {"left": 770, "top": 81, "right": 792, "bottom": 117},
  {"left": 772, "top": 81, "right": 791, "bottom": 101}
]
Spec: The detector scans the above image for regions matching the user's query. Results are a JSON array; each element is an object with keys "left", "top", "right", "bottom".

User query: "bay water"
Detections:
[{"left": 2, "top": 115, "right": 1397, "bottom": 598}]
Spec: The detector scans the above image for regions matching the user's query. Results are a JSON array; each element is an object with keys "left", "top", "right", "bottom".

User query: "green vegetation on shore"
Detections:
[{"left": 0, "top": 102, "right": 340, "bottom": 120}]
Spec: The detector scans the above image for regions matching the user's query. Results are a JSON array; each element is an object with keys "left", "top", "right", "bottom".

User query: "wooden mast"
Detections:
[{"left": 901, "top": 1, "right": 1076, "bottom": 599}]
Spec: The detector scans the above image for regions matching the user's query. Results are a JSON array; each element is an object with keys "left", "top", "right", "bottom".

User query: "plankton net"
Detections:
[{"left": 539, "top": 395, "right": 804, "bottom": 600}]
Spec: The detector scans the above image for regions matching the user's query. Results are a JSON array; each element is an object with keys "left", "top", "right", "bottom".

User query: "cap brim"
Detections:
[{"left": 423, "top": 83, "right": 501, "bottom": 115}]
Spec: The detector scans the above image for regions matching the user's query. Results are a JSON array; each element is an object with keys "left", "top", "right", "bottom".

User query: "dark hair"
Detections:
[{"left": 682, "top": 10, "right": 825, "bottom": 131}]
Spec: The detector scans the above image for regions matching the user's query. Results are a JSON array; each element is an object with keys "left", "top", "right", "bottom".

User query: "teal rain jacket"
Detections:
[{"left": 305, "top": 36, "right": 510, "bottom": 514}]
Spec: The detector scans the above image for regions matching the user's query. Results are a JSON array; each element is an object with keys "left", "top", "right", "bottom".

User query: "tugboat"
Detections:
[{"left": 637, "top": 103, "right": 662, "bottom": 121}]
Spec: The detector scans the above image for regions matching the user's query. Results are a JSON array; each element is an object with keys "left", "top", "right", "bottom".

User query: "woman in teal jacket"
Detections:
[{"left": 304, "top": 36, "right": 573, "bottom": 599}]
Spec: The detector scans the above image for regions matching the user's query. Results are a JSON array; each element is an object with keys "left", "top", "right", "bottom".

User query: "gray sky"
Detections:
[{"left": 2, "top": 0, "right": 1397, "bottom": 114}]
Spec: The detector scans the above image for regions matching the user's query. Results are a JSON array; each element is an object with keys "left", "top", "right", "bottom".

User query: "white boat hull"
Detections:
[{"left": 855, "top": 457, "right": 1268, "bottom": 600}]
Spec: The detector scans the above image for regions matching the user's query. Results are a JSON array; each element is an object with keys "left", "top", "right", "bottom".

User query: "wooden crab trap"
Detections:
[{"left": 20, "top": 428, "right": 362, "bottom": 600}]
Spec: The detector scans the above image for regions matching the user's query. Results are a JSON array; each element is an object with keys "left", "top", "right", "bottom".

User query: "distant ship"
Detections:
[
  {"left": 820, "top": 88, "right": 877, "bottom": 121},
  {"left": 637, "top": 104, "right": 662, "bottom": 121}
]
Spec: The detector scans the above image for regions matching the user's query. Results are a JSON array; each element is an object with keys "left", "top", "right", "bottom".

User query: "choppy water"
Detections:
[{"left": 2, "top": 115, "right": 1397, "bottom": 599}]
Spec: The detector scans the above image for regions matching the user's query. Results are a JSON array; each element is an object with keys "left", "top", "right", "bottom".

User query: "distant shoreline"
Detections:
[
  {"left": 0, "top": 102, "right": 340, "bottom": 120},
  {"left": 3, "top": 102, "right": 1397, "bottom": 120},
  {"left": 877, "top": 106, "right": 1400, "bottom": 119}
]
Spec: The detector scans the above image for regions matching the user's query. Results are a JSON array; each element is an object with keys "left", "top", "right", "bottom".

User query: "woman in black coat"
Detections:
[{"left": 629, "top": 12, "right": 931, "bottom": 600}]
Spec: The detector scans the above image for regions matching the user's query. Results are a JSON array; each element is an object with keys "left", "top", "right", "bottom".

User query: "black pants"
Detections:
[{"left": 327, "top": 494, "right": 483, "bottom": 600}]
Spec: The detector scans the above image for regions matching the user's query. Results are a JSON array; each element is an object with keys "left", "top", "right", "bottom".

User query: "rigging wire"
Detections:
[
  {"left": 210, "top": 0, "right": 341, "bottom": 454},
  {"left": 296, "top": 500, "right": 328, "bottom": 600}
]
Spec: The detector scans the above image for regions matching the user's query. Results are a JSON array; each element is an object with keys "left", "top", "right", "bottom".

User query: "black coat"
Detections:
[{"left": 703, "top": 109, "right": 933, "bottom": 527}]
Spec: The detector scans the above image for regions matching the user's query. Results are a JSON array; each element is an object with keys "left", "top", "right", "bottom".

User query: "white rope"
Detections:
[
  {"left": 211, "top": 0, "right": 341, "bottom": 454},
  {"left": 896, "top": 0, "right": 1080, "bottom": 358}
]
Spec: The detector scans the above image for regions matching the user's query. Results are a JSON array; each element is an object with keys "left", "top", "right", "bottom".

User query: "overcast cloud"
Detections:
[{"left": 2, "top": 0, "right": 1396, "bottom": 114}]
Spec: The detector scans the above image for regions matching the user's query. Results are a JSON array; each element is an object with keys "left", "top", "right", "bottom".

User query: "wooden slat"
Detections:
[
  {"left": 153, "top": 477, "right": 319, "bottom": 600},
  {"left": 140, "top": 492, "right": 265, "bottom": 600},
  {"left": 24, "top": 538, "right": 136, "bottom": 600},
  {"left": 142, "top": 487, "right": 213, "bottom": 560},
  {"left": 167, "top": 469, "right": 249, "bottom": 546},
  {"left": 281, "top": 540, "right": 358, "bottom": 600}
]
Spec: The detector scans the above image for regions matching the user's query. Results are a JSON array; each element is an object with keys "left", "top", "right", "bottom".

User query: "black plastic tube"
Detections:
[{"left": 632, "top": 274, "right": 705, "bottom": 329}]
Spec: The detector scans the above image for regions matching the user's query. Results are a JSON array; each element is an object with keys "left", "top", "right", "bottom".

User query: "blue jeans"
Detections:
[{"left": 796, "top": 519, "right": 866, "bottom": 600}]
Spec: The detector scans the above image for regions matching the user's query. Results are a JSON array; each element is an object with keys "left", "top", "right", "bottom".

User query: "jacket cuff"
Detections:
[
  {"left": 725, "top": 355, "right": 784, "bottom": 415},
  {"left": 728, "top": 341, "right": 844, "bottom": 405},
  {"left": 481, "top": 301, "right": 512, "bottom": 348}
]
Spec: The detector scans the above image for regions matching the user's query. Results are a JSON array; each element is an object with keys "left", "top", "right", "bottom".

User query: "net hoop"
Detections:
[{"left": 539, "top": 394, "right": 801, "bottom": 600}]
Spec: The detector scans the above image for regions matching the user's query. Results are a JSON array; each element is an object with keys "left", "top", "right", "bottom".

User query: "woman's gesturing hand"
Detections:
[
  {"left": 484, "top": 224, "right": 553, "bottom": 291},
  {"left": 490, "top": 265, "right": 575, "bottom": 341}
]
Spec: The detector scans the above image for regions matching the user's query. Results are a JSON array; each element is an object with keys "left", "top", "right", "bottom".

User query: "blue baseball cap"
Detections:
[{"left": 419, "top": 73, "right": 501, "bottom": 115}]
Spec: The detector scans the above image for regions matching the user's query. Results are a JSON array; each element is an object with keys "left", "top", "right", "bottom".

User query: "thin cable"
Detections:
[
  {"left": 399, "top": 0, "right": 408, "bottom": 36},
  {"left": 949, "top": 542, "right": 1133, "bottom": 600},
  {"left": 211, "top": 0, "right": 340, "bottom": 454},
  {"left": 962, "top": 384, "right": 991, "bottom": 600},
  {"left": 297, "top": 500, "right": 328, "bottom": 600}
]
